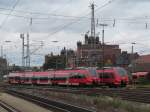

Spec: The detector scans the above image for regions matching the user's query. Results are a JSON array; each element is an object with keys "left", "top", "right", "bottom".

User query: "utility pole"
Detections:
[
  {"left": 131, "top": 42, "right": 136, "bottom": 73},
  {"left": 96, "top": 23, "right": 107, "bottom": 84},
  {"left": 66, "top": 49, "right": 68, "bottom": 68},
  {"left": 26, "top": 33, "right": 30, "bottom": 68},
  {"left": 20, "top": 34, "right": 25, "bottom": 68},
  {"left": 99, "top": 24, "right": 108, "bottom": 69},
  {"left": 25, "top": 18, "right": 32, "bottom": 68},
  {"left": 131, "top": 42, "right": 136, "bottom": 87},
  {"left": 1, "top": 45, "right": 3, "bottom": 58}
]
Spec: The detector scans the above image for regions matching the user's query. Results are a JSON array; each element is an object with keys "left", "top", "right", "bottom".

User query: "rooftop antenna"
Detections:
[
  {"left": 113, "top": 19, "right": 116, "bottom": 27},
  {"left": 96, "top": 18, "right": 99, "bottom": 27},
  {"left": 86, "top": 30, "right": 90, "bottom": 35},
  {"left": 146, "top": 23, "right": 148, "bottom": 29}
]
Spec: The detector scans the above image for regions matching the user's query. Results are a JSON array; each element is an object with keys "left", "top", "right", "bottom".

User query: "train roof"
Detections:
[
  {"left": 8, "top": 72, "right": 23, "bottom": 77},
  {"left": 8, "top": 68, "right": 94, "bottom": 78},
  {"left": 97, "top": 67, "right": 125, "bottom": 70}
]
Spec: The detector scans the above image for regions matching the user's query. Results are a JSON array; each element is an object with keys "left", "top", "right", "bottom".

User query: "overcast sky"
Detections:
[{"left": 0, "top": 0, "right": 150, "bottom": 66}]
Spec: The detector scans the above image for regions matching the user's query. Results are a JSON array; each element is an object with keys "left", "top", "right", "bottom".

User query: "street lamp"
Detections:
[
  {"left": 99, "top": 24, "right": 108, "bottom": 68},
  {"left": 97, "top": 23, "right": 108, "bottom": 84},
  {"left": 51, "top": 41, "right": 59, "bottom": 43}
]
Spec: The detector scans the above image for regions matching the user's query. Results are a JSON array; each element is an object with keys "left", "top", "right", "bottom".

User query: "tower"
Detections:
[
  {"left": 26, "top": 33, "right": 30, "bottom": 68},
  {"left": 90, "top": 3, "right": 95, "bottom": 38},
  {"left": 20, "top": 34, "right": 25, "bottom": 68}
]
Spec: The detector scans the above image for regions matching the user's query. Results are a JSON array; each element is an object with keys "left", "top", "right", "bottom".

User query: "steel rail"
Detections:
[
  {"left": 0, "top": 100, "right": 20, "bottom": 112},
  {"left": 6, "top": 85, "right": 150, "bottom": 104},
  {"left": 6, "top": 89, "right": 94, "bottom": 112}
]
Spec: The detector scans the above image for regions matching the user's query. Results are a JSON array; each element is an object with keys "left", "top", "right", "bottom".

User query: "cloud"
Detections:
[{"left": 0, "top": 0, "right": 150, "bottom": 66}]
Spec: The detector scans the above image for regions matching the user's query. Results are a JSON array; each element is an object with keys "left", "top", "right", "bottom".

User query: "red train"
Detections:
[
  {"left": 4, "top": 67, "right": 129, "bottom": 87},
  {"left": 97, "top": 67, "right": 129, "bottom": 87}
]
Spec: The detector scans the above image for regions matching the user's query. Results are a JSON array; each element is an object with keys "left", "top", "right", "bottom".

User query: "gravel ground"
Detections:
[
  {"left": 0, "top": 93, "right": 53, "bottom": 112},
  {"left": 0, "top": 106, "right": 8, "bottom": 112}
]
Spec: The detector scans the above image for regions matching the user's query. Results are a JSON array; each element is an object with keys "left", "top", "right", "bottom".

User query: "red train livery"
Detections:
[
  {"left": 5, "top": 67, "right": 129, "bottom": 87},
  {"left": 97, "top": 67, "right": 129, "bottom": 87},
  {"left": 7, "top": 69, "right": 96, "bottom": 86}
]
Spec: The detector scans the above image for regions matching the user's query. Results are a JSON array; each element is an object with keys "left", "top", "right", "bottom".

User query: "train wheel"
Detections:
[
  {"left": 79, "top": 83, "right": 85, "bottom": 87},
  {"left": 92, "top": 81, "right": 98, "bottom": 87},
  {"left": 121, "top": 81, "right": 127, "bottom": 87},
  {"left": 109, "top": 84, "right": 118, "bottom": 88},
  {"left": 109, "top": 84, "right": 114, "bottom": 88}
]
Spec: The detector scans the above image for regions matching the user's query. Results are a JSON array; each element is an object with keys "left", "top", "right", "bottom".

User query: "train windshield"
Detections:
[
  {"left": 88, "top": 67, "right": 97, "bottom": 77},
  {"left": 70, "top": 73, "right": 86, "bottom": 79},
  {"left": 116, "top": 67, "right": 127, "bottom": 76}
]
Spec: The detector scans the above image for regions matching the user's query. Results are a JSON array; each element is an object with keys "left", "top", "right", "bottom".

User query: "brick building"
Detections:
[
  {"left": 116, "top": 51, "right": 139, "bottom": 67},
  {"left": 43, "top": 53, "right": 66, "bottom": 70},
  {"left": 133, "top": 55, "right": 150, "bottom": 72},
  {"left": 43, "top": 48, "right": 75, "bottom": 70},
  {"left": 70, "top": 34, "right": 121, "bottom": 67}
]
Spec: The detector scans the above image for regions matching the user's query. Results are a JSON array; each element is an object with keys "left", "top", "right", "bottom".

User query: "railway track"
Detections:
[
  {"left": 5, "top": 89, "right": 94, "bottom": 112},
  {"left": 0, "top": 100, "right": 20, "bottom": 112},
  {"left": 6, "top": 85, "right": 150, "bottom": 104}
]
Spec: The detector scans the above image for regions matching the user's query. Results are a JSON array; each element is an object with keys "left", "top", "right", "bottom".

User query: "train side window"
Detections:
[
  {"left": 15, "top": 77, "right": 20, "bottom": 80},
  {"left": 9, "top": 77, "right": 13, "bottom": 80},
  {"left": 79, "top": 74, "right": 86, "bottom": 79},
  {"left": 53, "top": 77, "right": 67, "bottom": 81},
  {"left": 132, "top": 75, "right": 137, "bottom": 79},
  {"left": 70, "top": 73, "right": 78, "bottom": 79},
  {"left": 24, "top": 77, "right": 30, "bottom": 81},
  {"left": 99, "top": 73, "right": 114, "bottom": 79},
  {"left": 39, "top": 77, "right": 48, "bottom": 81},
  {"left": 72, "top": 75, "right": 78, "bottom": 79},
  {"left": 70, "top": 73, "right": 86, "bottom": 79},
  {"left": 32, "top": 77, "right": 38, "bottom": 81}
]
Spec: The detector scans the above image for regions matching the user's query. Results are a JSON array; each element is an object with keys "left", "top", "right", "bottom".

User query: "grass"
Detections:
[{"left": 28, "top": 89, "right": 150, "bottom": 112}]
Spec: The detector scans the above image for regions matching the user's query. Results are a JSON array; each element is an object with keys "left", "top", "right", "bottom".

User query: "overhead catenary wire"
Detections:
[
  {"left": 0, "top": 0, "right": 80, "bottom": 20},
  {"left": 46, "top": 0, "right": 73, "bottom": 15},
  {"left": 0, "top": 0, "right": 20, "bottom": 29},
  {"left": 42, "top": 0, "right": 115, "bottom": 42},
  {"left": 0, "top": 1, "right": 114, "bottom": 20},
  {"left": 0, "top": 11, "right": 150, "bottom": 25},
  {"left": 31, "top": 0, "right": 116, "bottom": 63},
  {"left": 0, "top": 6, "right": 150, "bottom": 22},
  {"left": 1, "top": 0, "right": 150, "bottom": 65}
]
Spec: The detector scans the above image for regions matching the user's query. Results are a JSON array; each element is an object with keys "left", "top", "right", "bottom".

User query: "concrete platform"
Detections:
[{"left": 0, "top": 93, "right": 52, "bottom": 112}]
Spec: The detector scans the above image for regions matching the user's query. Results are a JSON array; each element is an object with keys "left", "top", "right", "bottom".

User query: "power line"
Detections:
[
  {"left": 1, "top": 11, "right": 150, "bottom": 25},
  {"left": 0, "top": 12, "right": 28, "bottom": 19},
  {"left": 43, "top": 0, "right": 115, "bottom": 43},
  {"left": 47, "top": 0, "right": 72, "bottom": 14},
  {"left": 0, "top": 0, "right": 84, "bottom": 20},
  {"left": 0, "top": 0, "right": 149, "bottom": 24},
  {"left": 0, "top": 6, "right": 150, "bottom": 22},
  {"left": 0, "top": 0, "right": 20, "bottom": 29},
  {"left": 0, "top": 0, "right": 115, "bottom": 20}
]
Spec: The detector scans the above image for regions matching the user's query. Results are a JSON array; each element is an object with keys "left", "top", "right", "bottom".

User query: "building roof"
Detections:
[{"left": 134, "top": 55, "right": 150, "bottom": 64}]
